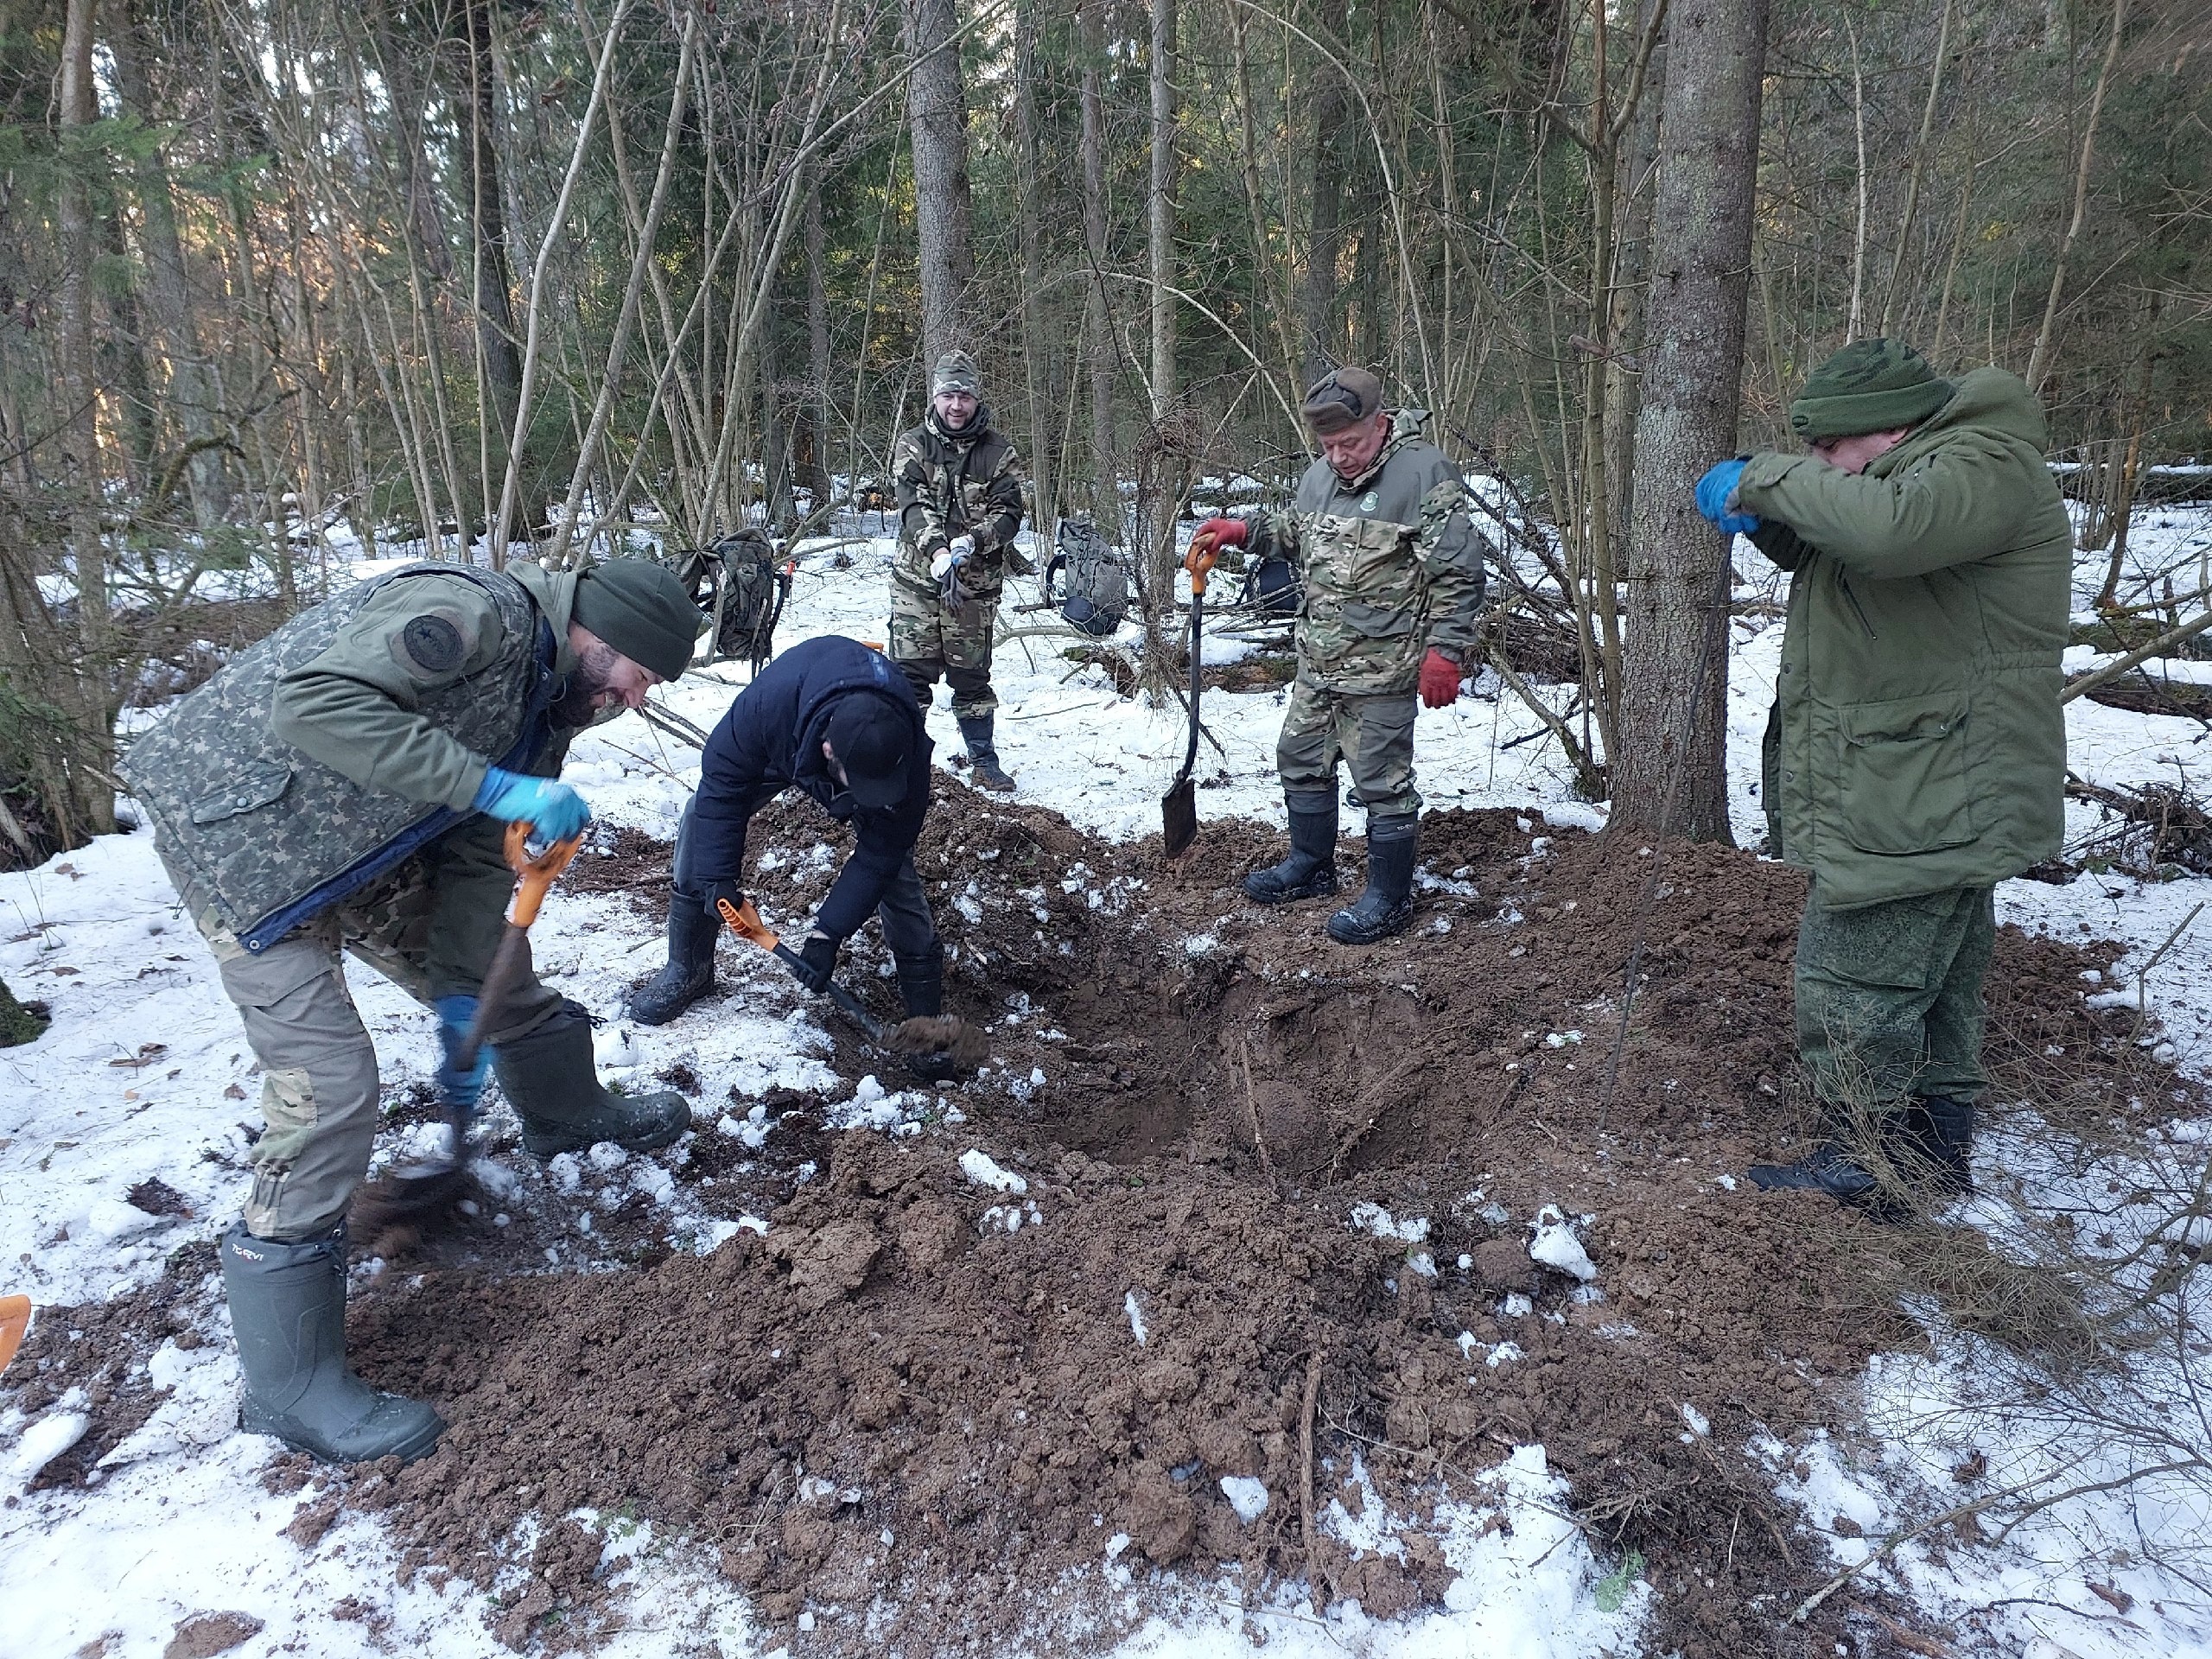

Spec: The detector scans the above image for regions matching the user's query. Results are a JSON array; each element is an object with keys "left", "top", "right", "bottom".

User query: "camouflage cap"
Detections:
[
  {"left": 1789, "top": 339, "right": 1953, "bottom": 441},
  {"left": 932, "top": 351, "right": 982, "bottom": 397},
  {"left": 1300, "top": 366, "right": 1385, "bottom": 435}
]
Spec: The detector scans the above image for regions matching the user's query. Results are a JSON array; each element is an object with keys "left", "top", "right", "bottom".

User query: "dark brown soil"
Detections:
[{"left": 10, "top": 782, "right": 2187, "bottom": 1659}]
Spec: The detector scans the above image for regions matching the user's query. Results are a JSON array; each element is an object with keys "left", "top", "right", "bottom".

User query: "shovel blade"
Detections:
[{"left": 1161, "top": 775, "right": 1198, "bottom": 859}]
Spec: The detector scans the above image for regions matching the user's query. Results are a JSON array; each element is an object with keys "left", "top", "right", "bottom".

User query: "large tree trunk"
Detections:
[
  {"left": 1080, "top": 0, "right": 1118, "bottom": 536},
  {"left": 1611, "top": 0, "right": 1770, "bottom": 842},
  {"left": 906, "top": 0, "right": 976, "bottom": 359},
  {"left": 1299, "top": 3, "right": 1350, "bottom": 389}
]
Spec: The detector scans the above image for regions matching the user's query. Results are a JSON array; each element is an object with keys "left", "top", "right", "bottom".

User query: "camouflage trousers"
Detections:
[
  {"left": 174, "top": 816, "right": 560, "bottom": 1243},
  {"left": 1276, "top": 681, "right": 1421, "bottom": 817},
  {"left": 887, "top": 572, "right": 999, "bottom": 720},
  {"left": 1796, "top": 883, "right": 1995, "bottom": 1113}
]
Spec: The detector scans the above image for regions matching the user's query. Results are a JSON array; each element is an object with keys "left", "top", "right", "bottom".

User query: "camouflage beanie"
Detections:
[
  {"left": 571, "top": 559, "right": 703, "bottom": 682},
  {"left": 1789, "top": 340, "right": 1953, "bottom": 441},
  {"left": 932, "top": 351, "right": 981, "bottom": 397},
  {"left": 1300, "top": 366, "right": 1385, "bottom": 435}
]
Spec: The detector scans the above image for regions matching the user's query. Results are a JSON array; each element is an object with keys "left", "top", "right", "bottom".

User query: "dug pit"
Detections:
[{"left": 11, "top": 783, "right": 2189, "bottom": 1657}]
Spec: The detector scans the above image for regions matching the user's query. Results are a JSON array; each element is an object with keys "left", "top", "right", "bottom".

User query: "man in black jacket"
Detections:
[{"left": 626, "top": 636, "right": 944, "bottom": 1027}]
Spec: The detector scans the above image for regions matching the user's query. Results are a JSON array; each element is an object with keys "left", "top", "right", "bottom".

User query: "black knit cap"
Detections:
[
  {"left": 570, "top": 560, "right": 704, "bottom": 682},
  {"left": 823, "top": 696, "right": 912, "bottom": 809}
]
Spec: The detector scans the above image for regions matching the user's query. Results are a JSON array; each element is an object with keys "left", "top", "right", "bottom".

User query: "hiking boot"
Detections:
[
  {"left": 493, "top": 999, "right": 690, "bottom": 1160},
  {"left": 1243, "top": 790, "right": 1339, "bottom": 905},
  {"left": 1904, "top": 1094, "right": 1976, "bottom": 1196},
  {"left": 625, "top": 892, "right": 718, "bottom": 1027},
  {"left": 957, "top": 715, "right": 1016, "bottom": 792},
  {"left": 1327, "top": 814, "right": 1417, "bottom": 944},
  {"left": 221, "top": 1221, "right": 443, "bottom": 1465}
]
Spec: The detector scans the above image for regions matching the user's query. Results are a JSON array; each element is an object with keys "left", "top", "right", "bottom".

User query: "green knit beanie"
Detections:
[
  {"left": 1788, "top": 339, "right": 1954, "bottom": 441},
  {"left": 571, "top": 560, "right": 704, "bottom": 682}
]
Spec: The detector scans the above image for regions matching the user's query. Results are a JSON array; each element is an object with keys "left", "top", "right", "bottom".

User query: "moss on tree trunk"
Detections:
[{"left": 0, "top": 978, "right": 48, "bottom": 1046}]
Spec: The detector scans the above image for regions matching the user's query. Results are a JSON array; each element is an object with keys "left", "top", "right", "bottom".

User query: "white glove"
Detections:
[
  {"left": 948, "top": 533, "right": 976, "bottom": 562},
  {"left": 930, "top": 549, "right": 957, "bottom": 582}
]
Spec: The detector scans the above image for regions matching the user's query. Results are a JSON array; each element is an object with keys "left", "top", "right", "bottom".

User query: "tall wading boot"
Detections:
[
  {"left": 494, "top": 999, "right": 692, "bottom": 1160},
  {"left": 1243, "top": 790, "right": 1340, "bottom": 904},
  {"left": 957, "top": 715, "right": 1016, "bottom": 793},
  {"left": 220, "top": 1220, "right": 444, "bottom": 1465},
  {"left": 625, "top": 891, "right": 719, "bottom": 1027},
  {"left": 1326, "top": 814, "right": 1418, "bottom": 944},
  {"left": 1904, "top": 1094, "right": 1976, "bottom": 1197}
]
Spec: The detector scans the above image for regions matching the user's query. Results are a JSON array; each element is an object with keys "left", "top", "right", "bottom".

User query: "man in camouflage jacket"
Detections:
[
  {"left": 1696, "top": 339, "right": 2069, "bottom": 1209},
  {"left": 887, "top": 350, "right": 1028, "bottom": 791},
  {"left": 1200, "top": 366, "right": 1490, "bottom": 944},
  {"left": 119, "top": 557, "right": 701, "bottom": 1465}
]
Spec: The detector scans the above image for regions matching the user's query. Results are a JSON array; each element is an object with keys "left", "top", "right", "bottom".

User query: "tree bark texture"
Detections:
[
  {"left": 906, "top": 0, "right": 976, "bottom": 360},
  {"left": 1299, "top": 0, "right": 1350, "bottom": 391},
  {"left": 1080, "top": 0, "right": 1118, "bottom": 534},
  {"left": 1612, "top": 0, "right": 1770, "bottom": 842},
  {"left": 1015, "top": 0, "right": 1056, "bottom": 547}
]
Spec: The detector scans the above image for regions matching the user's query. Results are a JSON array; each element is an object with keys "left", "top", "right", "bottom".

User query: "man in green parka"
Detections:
[{"left": 1696, "top": 340, "right": 2069, "bottom": 1205}]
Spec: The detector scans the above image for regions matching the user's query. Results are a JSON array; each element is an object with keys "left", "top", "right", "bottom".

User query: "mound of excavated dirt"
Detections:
[{"left": 13, "top": 783, "right": 2190, "bottom": 1657}]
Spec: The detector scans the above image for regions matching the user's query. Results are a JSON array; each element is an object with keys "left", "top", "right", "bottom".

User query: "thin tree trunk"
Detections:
[
  {"left": 804, "top": 170, "right": 834, "bottom": 505},
  {"left": 1878, "top": 0, "right": 1958, "bottom": 337},
  {"left": 1014, "top": 0, "right": 1056, "bottom": 549},
  {"left": 464, "top": 0, "right": 530, "bottom": 542},
  {"left": 1080, "top": 0, "right": 1118, "bottom": 535},
  {"left": 1299, "top": 0, "right": 1350, "bottom": 387},
  {"left": 1147, "top": 0, "right": 1180, "bottom": 618},
  {"left": 1612, "top": 0, "right": 1770, "bottom": 842},
  {"left": 2025, "top": 0, "right": 2126, "bottom": 392}
]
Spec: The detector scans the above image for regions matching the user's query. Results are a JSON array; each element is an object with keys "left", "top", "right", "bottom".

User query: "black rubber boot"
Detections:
[
  {"left": 220, "top": 1221, "right": 443, "bottom": 1465},
  {"left": 1327, "top": 814, "right": 1418, "bottom": 944},
  {"left": 957, "top": 715, "right": 1016, "bottom": 792},
  {"left": 625, "top": 893, "right": 718, "bottom": 1027},
  {"left": 1243, "top": 790, "right": 1340, "bottom": 905},
  {"left": 894, "top": 950, "right": 944, "bottom": 1018},
  {"left": 493, "top": 999, "right": 691, "bottom": 1160},
  {"left": 1904, "top": 1094, "right": 1976, "bottom": 1196}
]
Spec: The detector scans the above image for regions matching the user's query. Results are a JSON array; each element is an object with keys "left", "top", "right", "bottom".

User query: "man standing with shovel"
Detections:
[
  {"left": 1202, "top": 368, "right": 1490, "bottom": 943},
  {"left": 123, "top": 556, "right": 702, "bottom": 1464}
]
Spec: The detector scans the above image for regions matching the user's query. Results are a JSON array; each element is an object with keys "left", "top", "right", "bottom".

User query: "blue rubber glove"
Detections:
[
  {"left": 1694, "top": 460, "right": 1760, "bottom": 537},
  {"left": 471, "top": 766, "right": 590, "bottom": 841},
  {"left": 434, "top": 993, "right": 490, "bottom": 1116}
]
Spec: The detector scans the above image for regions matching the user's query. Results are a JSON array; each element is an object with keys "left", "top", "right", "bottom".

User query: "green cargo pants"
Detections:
[
  {"left": 1276, "top": 681, "right": 1421, "bottom": 817},
  {"left": 177, "top": 817, "right": 562, "bottom": 1242},
  {"left": 888, "top": 571, "right": 999, "bottom": 721},
  {"left": 1795, "top": 883, "right": 1995, "bottom": 1110}
]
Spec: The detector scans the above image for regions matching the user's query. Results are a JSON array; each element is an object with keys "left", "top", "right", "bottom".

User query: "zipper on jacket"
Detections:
[{"left": 1837, "top": 574, "right": 1878, "bottom": 639}]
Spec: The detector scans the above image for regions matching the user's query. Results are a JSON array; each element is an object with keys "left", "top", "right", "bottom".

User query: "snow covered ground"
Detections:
[{"left": 5, "top": 499, "right": 2212, "bottom": 1656}]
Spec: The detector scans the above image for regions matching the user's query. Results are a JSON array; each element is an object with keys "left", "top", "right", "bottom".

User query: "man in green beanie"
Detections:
[
  {"left": 120, "top": 555, "right": 702, "bottom": 1464},
  {"left": 1695, "top": 340, "right": 2070, "bottom": 1209},
  {"left": 887, "top": 349, "right": 1029, "bottom": 791}
]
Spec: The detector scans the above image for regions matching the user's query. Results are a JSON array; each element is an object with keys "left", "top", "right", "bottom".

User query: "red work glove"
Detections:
[
  {"left": 1419, "top": 647, "right": 1463, "bottom": 709},
  {"left": 1193, "top": 517, "right": 1248, "bottom": 551}
]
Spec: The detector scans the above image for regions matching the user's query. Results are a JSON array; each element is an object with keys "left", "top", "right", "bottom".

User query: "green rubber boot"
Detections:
[
  {"left": 494, "top": 999, "right": 691, "bottom": 1160},
  {"left": 220, "top": 1221, "right": 443, "bottom": 1465}
]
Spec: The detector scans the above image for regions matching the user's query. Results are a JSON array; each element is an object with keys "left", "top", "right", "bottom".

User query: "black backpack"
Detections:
[
  {"left": 676, "top": 530, "right": 792, "bottom": 673},
  {"left": 1042, "top": 516, "right": 1129, "bottom": 639}
]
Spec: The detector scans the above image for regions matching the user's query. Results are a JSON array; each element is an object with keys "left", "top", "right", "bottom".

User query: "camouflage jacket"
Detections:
[
  {"left": 121, "top": 563, "right": 579, "bottom": 953},
  {"left": 892, "top": 404, "right": 1029, "bottom": 603},
  {"left": 1263, "top": 410, "right": 1489, "bottom": 696}
]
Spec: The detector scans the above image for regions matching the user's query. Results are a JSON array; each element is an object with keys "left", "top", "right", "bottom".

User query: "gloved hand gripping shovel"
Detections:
[
  {"left": 716, "top": 896, "right": 986, "bottom": 1080},
  {"left": 353, "top": 823, "right": 581, "bottom": 1240},
  {"left": 1160, "top": 534, "right": 1221, "bottom": 858}
]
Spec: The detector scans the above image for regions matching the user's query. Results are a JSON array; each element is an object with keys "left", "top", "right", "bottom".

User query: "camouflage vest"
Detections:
[{"left": 120, "top": 565, "right": 556, "bottom": 953}]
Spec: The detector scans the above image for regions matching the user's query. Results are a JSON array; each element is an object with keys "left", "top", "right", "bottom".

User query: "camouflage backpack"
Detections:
[
  {"left": 677, "top": 530, "right": 792, "bottom": 672},
  {"left": 1043, "top": 516, "right": 1128, "bottom": 639}
]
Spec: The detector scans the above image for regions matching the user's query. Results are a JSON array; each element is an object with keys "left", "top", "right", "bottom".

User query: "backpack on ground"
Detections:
[
  {"left": 1042, "top": 516, "right": 1128, "bottom": 639},
  {"left": 675, "top": 530, "right": 791, "bottom": 673}
]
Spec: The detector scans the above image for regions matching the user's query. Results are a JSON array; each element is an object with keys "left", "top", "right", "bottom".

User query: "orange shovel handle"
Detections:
[
  {"left": 503, "top": 823, "right": 583, "bottom": 928},
  {"left": 1183, "top": 535, "right": 1220, "bottom": 599},
  {"left": 0, "top": 1294, "right": 29, "bottom": 1376},
  {"left": 717, "top": 896, "right": 780, "bottom": 951}
]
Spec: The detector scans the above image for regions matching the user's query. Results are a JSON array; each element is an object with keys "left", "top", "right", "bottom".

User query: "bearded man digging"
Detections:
[
  {"left": 626, "top": 637, "right": 950, "bottom": 1061},
  {"left": 1696, "top": 340, "right": 2069, "bottom": 1205},
  {"left": 1199, "top": 367, "right": 1491, "bottom": 944},
  {"left": 122, "top": 557, "right": 702, "bottom": 1462}
]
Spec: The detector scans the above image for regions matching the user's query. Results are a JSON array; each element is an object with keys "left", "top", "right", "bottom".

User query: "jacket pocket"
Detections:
[
  {"left": 1338, "top": 599, "right": 1417, "bottom": 638},
  {"left": 1837, "top": 695, "right": 1974, "bottom": 854},
  {"left": 189, "top": 764, "right": 294, "bottom": 826}
]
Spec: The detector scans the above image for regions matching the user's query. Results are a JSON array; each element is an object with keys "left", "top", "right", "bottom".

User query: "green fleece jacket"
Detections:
[{"left": 1738, "top": 366, "right": 2070, "bottom": 906}]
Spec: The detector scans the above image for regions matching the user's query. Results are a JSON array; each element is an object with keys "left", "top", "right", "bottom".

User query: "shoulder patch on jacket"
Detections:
[{"left": 397, "top": 613, "right": 468, "bottom": 676}]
